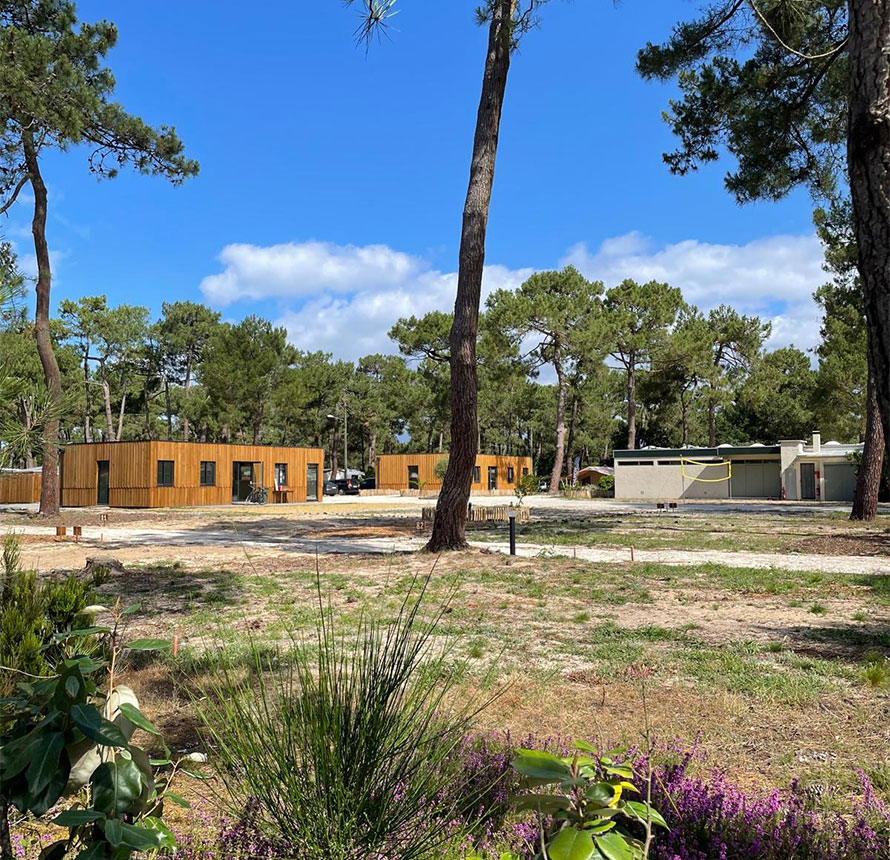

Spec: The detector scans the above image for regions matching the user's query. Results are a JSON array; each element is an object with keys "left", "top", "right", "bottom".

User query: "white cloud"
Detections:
[
  {"left": 198, "top": 233, "right": 826, "bottom": 362},
  {"left": 561, "top": 232, "right": 826, "bottom": 352},
  {"left": 200, "top": 240, "right": 426, "bottom": 305}
]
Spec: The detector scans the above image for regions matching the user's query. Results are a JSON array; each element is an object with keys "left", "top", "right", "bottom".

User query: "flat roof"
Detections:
[{"left": 614, "top": 445, "right": 781, "bottom": 459}]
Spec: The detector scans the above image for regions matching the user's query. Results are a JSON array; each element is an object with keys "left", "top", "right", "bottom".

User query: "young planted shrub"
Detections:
[
  {"left": 0, "top": 533, "right": 95, "bottom": 688},
  {"left": 196, "top": 574, "right": 493, "bottom": 860}
]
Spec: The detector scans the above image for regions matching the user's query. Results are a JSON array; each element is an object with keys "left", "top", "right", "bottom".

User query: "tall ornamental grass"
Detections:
[{"left": 195, "top": 572, "right": 496, "bottom": 860}]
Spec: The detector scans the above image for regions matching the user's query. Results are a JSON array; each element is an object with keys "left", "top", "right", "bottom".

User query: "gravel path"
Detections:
[{"left": 9, "top": 523, "right": 890, "bottom": 574}]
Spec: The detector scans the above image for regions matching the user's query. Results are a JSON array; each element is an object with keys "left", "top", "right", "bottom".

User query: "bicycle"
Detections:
[{"left": 246, "top": 482, "right": 268, "bottom": 504}]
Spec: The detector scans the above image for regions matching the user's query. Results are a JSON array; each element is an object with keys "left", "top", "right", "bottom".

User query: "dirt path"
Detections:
[{"left": 9, "top": 522, "right": 890, "bottom": 574}]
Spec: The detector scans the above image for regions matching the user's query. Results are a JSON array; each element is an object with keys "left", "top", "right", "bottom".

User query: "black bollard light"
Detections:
[{"left": 508, "top": 507, "right": 517, "bottom": 556}]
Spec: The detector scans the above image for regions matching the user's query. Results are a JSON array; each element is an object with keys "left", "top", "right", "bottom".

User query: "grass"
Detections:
[{"left": 471, "top": 508, "right": 890, "bottom": 555}]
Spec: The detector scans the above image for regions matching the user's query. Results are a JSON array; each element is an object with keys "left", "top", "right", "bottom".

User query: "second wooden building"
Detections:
[{"left": 60, "top": 441, "right": 325, "bottom": 507}]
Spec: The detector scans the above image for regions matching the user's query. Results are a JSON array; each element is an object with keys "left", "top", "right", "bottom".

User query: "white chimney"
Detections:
[{"left": 812, "top": 431, "right": 821, "bottom": 452}]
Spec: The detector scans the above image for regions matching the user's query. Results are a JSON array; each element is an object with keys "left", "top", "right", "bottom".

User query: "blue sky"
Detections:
[{"left": 6, "top": 0, "right": 822, "bottom": 359}]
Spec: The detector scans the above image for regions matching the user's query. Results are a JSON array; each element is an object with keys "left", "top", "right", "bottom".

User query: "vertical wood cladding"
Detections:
[
  {"left": 0, "top": 472, "right": 41, "bottom": 504},
  {"left": 375, "top": 453, "right": 532, "bottom": 492},
  {"left": 60, "top": 442, "right": 324, "bottom": 507}
]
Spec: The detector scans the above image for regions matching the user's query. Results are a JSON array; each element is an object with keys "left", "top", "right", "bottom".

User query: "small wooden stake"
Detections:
[{"left": 630, "top": 545, "right": 635, "bottom": 562}]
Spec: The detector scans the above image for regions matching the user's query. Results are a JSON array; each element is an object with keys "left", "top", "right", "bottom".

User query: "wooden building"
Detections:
[
  {"left": 59, "top": 441, "right": 324, "bottom": 508},
  {"left": 376, "top": 453, "right": 532, "bottom": 493},
  {"left": 0, "top": 469, "right": 41, "bottom": 504}
]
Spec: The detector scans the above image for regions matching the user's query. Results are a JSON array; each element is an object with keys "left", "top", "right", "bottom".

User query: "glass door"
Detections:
[
  {"left": 97, "top": 461, "right": 110, "bottom": 505},
  {"left": 488, "top": 466, "right": 498, "bottom": 490},
  {"left": 233, "top": 462, "right": 255, "bottom": 502},
  {"left": 306, "top": 464, "right": 319, "bottom": 500}
]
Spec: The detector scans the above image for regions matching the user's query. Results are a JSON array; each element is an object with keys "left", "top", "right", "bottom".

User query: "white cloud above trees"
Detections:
[{"left": 199, "top": 232, "right": 826, "bottom": 361}]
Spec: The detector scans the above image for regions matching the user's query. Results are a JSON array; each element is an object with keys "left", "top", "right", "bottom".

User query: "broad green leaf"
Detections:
[
  {"left": 74, "top": 843, "right": 105, "bottom": 860},
  {"left": 0, "top": 731, "right": 41, "bottom": 778},
  {"left": 513, "top": 793, "right": 573, "bottom": 814},
  {"left": 574, "top": 739, "right": 597, "bottom": 754},
  {"left": 53, "top": 809, "right": 106, "bottom": 827},
  {"left": 26, "top": 732, "right": 64, "bottom": 794},
  {"left": 91, "top": 758, "right": 143, "bottom": 817},
  {"left": 25, "top": 755, "right": 69, "bottom": 816},
  {"left": 104, "top": 818, "right": 123, "bottom": 847},
  {"left": 549, "top": 827, "right": 596, "bottom": 860},
  {"left": 587, "top": 782, "right": 619, "bottom": 807},
  {"left": 141, "top": 816, "right": 178, "bottom": 848},
  {"left": 118, "top": 822, "right": 166, "bottom": 851},
  {"left": 512, "top": 749, "right": 572, "bottom": 783},
  {"left": 586, "top": 821, "right": 616, "bottom": 835},
  {"left": 71, "top": 704, "right": 129, "bottom": 748},
  {"left": 594, "top": 832, "right": 633, "bottom": 860},
  {"left": 117, "top": 703, "right": 160, "bottom": 736},
  {"left": 164, "top": 792, "right": 190, "bottom": 808},
  {"left": 120, "top": 603, "right": 141, "bottom": 615},
  {"left": 54, "top": 626, "right": 111, "bottom": 640},
  {"left": 37, "top": 841, "right": 67, "bottom": 860},
  {"left": 65, "top": 675, "right": 81, "bottom": 699},
  {"left": 625, "top": 800, "right": 668, "bottom": 829},
  {"left": 603, "top": 764, "right": 634, "bottom": 780},
  {"left": 125, "top": 638, "right": 172, "bottom": 651}
]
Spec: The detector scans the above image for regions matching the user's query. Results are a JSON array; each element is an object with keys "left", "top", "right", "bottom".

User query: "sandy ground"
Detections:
[{"left": 6, "top": 519, "right": 890, "bottom": 575}]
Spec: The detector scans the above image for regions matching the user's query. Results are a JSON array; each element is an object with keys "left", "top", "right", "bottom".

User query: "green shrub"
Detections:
[
  {"left": 598, "top": 474, "right": 615, "bottom": 493},
  {"left": 434, "top": 455, "right": 450, "bottom": 480},
  {"left": 0, "top": 533, "right": 95, "bottom": 686},
  {"left": 195, "top": 573, "right": 491, "bottom": 860}
]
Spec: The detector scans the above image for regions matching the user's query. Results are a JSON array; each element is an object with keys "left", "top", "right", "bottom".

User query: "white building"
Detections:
[{"left": 614, "top": 433, "right": 860, "bottom": 502}]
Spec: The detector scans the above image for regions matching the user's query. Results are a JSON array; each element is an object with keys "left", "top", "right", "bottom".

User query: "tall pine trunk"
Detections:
[
  {"left": 183, "top": 354, "right": 192, "bottom": 442},
  {"left": 851, "top": 366, "right": 884, "bottom": 520},
  {"left": 707, "top": 394, "right": 717, "bottom": 447},
  {"left": 100, "top": 363, "right": 115, "bottom": 441},
  {"left": 549, "top": 353, "right": 568, "bottom": 493},
  {"left": 23, "top": 133, "right": 61, "bottom": 517},
  {"left": 626, "top": 357, "right": 637, "bottom": 450},
  {"left": 848, "top": 0, "right": 890, "bottom": 466},
  {"left": 426, "top": 0, "right": 514, "bottom": 550}
]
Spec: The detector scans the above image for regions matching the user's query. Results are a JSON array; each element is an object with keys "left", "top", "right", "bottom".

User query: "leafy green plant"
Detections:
[
  {"left": 515, "top": 473, "right": 539, "bottom": 504},
  {"left": 0, "top": 601, "right": 184, "bottom": 860},
  {"left": 195, "top": 573, "right": 495, "bottom": 860},
  {"left": 597, "top": 475, "right": 615, "bottom": 494},
  {"left": 0, "top": 534, "right": 97, "bottom": 688},
  {"left": 434, "top": 455, "right": 450, "bottom": 480},
  {"left": 862, "top": 652, "right": 890, "bottom": 689},
  {"left": 510, "top": 742, "right": 666, "bottom": 860}
]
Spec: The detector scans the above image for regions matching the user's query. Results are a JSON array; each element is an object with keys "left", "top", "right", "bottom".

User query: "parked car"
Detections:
[
  {"left": 360, "top": 477, "right": 375, "bottom": 490},
  {"left": 335, "top": 477, "right": 361, "bottom": 495},
  {"left": 323, "top": 480, "right": 339, "bottom": 496}
]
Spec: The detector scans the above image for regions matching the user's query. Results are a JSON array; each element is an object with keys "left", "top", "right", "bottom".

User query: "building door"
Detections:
[
  {"left": 97, "top": 461, "right": 110, "bottom": 506},
  {"left": 232, "top": 462, "right": 255, "bottom": 502},
  {"left": 800, "top": 462, "right": 816, "bottom": 500},
  {"left": 407, "top": 465, "right": 420, "bottom": 490},
  {"left": 488, "top": 466, "right": 498, "bottom": 490},
  {"left": 306, "top": 464, "right": 319, "bottom": 501}
]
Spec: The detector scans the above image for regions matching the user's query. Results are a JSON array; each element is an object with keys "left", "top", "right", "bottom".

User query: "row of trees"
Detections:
[{"left": 1, "top": 246, "right": 869, "bottom": 493}]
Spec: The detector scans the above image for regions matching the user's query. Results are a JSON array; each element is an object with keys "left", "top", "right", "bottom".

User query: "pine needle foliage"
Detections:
[{"left": 196, "top": 570, "right": 495, "bottom": 860}]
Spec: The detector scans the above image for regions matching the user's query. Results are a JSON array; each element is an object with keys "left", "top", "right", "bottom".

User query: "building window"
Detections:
[
  {"left": 408, "top": 465, "right": 420, "bottom": 490},
  {"left": 473, "top": 466, "right": 481, "bottom": 483},
  {"left": 200, "top": 461, "right": 216, "bottom": 487},
  {"left": 507, "top": 466, "right": 515, "bottom": 483},
  {"left": 157, "top": 460, "right": 174, "bottom": 487},
  {"left": 522, "top": 467, "right": 529, "bottom": 477},
  {"left": 275, "top": 463, "right": 288, "bottom": 487}
]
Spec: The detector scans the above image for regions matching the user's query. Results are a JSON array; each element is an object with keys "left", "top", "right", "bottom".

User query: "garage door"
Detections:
[
  {"left": 730, "top": 460, "right": 781, "bottom": 498},
  {"left": 823, "top": 462, "right": 857, "bottom": 502}
]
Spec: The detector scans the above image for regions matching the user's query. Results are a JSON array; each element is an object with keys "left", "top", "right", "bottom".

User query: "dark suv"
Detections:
[{"left": 335, "top": 477, "right": 361, "bottom": 495}]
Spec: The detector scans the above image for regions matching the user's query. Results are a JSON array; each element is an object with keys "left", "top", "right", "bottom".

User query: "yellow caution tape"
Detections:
[{"left": 680, "top": 457, "right": 732, "bottom": 483}]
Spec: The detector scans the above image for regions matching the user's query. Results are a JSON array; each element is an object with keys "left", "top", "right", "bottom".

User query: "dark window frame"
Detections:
[
  {"left": 407, "top": 465, "right": 420, "bottom": 490},
  {"left": 157, "top": 460, "right": 175, "bottom": 487},
  {"left": 275, "top": 462, "right": 288, "bottom": 487},
  {"left": 200, "top": 461, "right": 216, "bottom": 487},
  {"left": 473, "top": 466, "right": 481, "bottom": 483},
  {"left": 507, "top": 466, "right": 515, "bottom": 483}
]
